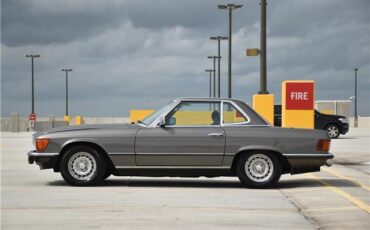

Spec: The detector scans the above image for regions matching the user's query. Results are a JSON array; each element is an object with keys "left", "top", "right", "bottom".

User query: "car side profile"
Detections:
[
  {"left": 274, "top": 105, "right": 349, "bottom": 138},
  {"left": 28, "top": 98, "right": 333, "bottom": 188}
]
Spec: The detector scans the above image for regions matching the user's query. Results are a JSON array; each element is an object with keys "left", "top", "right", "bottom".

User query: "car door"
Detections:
[{"left": 135, "top": 101, "right": 225, "bottom": 166}]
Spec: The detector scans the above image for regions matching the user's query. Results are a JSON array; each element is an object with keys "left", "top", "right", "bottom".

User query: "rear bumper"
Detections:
[
  {"left": 28, "top": 150, "right": 59, "bottom": 169},
  {"left": 283, "top": 153, "right": 334, "bottom": 174}
]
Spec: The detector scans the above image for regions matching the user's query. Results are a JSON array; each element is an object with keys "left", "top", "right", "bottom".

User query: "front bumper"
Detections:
[
  {"left": 283, "top": 153, "right": 334, "bottom": 174},
  {"left": 28, "top": 150, "right": 59, "bottom": 169},
  {"left": 341, "top": 123, "right": 349, "bottom": 134}
]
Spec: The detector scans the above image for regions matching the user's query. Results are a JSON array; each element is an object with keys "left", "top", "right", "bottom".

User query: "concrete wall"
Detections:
[
  {"left": 83, "top": 117, "right": 130, "bottom": 125},
  {"left": 1, "top": 116, "right": 130, "bottom": 132},
  {"left": 349, "top": 117, "right": 370, "bottom": 128}
]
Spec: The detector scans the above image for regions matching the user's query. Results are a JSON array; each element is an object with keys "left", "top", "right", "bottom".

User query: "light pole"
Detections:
[
  {"left": 210, "top": 36, "right": 228, "bottom": 97},
  {"left": 259, "top": 0, "right": 268, "bottom": 94},
  {"left": 208, "top": 56, "right": 220, "bottom": 97},
  {"left": 205, "top": 69, "right": 215, "bottom": 98},
  {"left": 25, "top": 54, "right": 40, "bottom": 114},
  {"left": 61, "top": 68, "right": 73, "bottom": 116},
  {"left": 218, "top": 3, "right": 243, "bottom": 98},
  {"left": 354, "top": 68, "right": 358, "bottom": 127}
]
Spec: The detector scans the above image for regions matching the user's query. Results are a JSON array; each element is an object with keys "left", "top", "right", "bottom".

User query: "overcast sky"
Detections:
[{"left": 1, "top": 0, "right": 369, "bottom": 117}]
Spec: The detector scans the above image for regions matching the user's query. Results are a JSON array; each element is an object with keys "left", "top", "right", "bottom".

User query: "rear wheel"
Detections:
[
  {"left": 60, "top": 145, "right": 106, "bottom": 186},
  {"left": 326, "top": 124, "right": 340, "bottom": 139},
  {"left": 236, "top": 152, "right": 282, "bottom": 188}
]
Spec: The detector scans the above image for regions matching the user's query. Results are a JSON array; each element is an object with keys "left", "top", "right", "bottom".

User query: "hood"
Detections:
[
  {"left": 320, "top": 113, "right": 346, "bottom": 119},
  {"left": 33, "top": 123, "right": 139, "bottom": 138}
]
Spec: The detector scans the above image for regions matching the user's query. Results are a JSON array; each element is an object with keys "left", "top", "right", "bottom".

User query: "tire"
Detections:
[
  {"left": 326, "top": 124, "right": 340, "bottom": 139},
  {"left": 60, "top": 145, "right": 107, "bottom": 186},
  {"left": 236, "top": 152, "right": 282, "bottom": 188}
]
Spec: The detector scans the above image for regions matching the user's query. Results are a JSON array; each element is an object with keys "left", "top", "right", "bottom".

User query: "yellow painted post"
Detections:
[
  {"left": 64, "top": 116, "right": 71, "bottom": 125},
  {"left": 130, "top": 110, "right": 155, "bottom": 123},
  {"left": 253, "top": 94, "right": 274, "bottom": 125},
  {"left": 282, "top": 80, "right": 315, "bottom": 129},
  {"left": 75, "top": 116, "right": 83, "bottom": 125}
]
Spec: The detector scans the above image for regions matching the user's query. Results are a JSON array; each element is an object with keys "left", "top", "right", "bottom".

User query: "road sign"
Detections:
[
  {"left": 285, "top": 82, "right": 314, "bottom": 110},
  {"left": 29, "top": 113, "right": 36, "bottom": 121},
  {"left": 282, "top": 80, "right": 315, "bottom": 129},
  {"left": 246, "top": 48, "right": 260, "bottom": 56}
]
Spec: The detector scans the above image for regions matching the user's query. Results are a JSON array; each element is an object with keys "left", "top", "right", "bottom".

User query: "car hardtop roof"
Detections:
[{"left": 175, "top": 97, "right": 244, "bottom": 103}]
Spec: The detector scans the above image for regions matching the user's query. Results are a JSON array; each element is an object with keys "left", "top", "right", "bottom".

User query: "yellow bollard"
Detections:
[
  {"left": 64, "top": 116, "right": 71, "bottom": 125},
  {"left": 75, "top": 116, "right": 83, "bottom": 125},
  {"left": 253, "top": 94, "right": 274, "bottom": 125}
]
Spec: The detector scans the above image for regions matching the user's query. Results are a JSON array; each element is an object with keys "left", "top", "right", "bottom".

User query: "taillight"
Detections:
[
  {"left": 317, "top": 139, "right": 330, "bottom": 151},
  {"left": 35, "top": 138, "right": 50, "bottom": 152}
]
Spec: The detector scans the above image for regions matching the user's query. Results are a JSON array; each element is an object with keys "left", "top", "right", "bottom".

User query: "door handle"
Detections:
[{"left": 208, "top": 133, "right": 224, "bottom": 137}]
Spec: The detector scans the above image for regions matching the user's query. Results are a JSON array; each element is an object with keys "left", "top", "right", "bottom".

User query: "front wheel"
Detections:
[
  {"left": 60, "top": 145, "right": 106, "bottom": 186},
  {"left": 326, "top": 124, "right": 340, "bottom": 139},
  {"left": 236, "top": 152, "right": 282, "bottom": 188}
]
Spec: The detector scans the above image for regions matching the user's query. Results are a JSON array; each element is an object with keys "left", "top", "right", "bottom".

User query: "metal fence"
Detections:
[{"left": 315, "top": 100, "right": 352, "bottom": 118}]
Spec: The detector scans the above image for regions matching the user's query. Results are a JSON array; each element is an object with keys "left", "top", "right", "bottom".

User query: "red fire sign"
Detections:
[
  {"left": 29, "top": 113, "right": 37, "bottom": 121},
  {"left": 285, "top": 82, "right": 314, "bottom": 110}
]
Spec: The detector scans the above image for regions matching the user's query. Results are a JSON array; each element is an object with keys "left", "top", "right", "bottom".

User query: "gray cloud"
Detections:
[{"left": 1, "top": 0, "right": 369, "bottom": 117}]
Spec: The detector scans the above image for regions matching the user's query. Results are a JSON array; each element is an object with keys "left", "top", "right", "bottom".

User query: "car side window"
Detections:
[
  {"left": 166, "top": 102, "right": 221, "bottom": 126},
  {"left": 223, "top": 102, "right": 248, "bottom": 124}
]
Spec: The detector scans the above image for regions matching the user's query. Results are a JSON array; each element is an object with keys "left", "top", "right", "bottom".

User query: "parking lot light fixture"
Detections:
[
  {"left": 218, "top": 3, "right": 243, "bottom": 98},
  {"left": 210, "top": 36, "right": 228, "bottom": 97},
  {"left": 25, "top": 54, "right": 40, "bottom": 114},
  {"left": 353, "top": 68, "right": 359, "bottom": 127},
  {"left": 208, "top": 56, "right": 221, "bottom": 97},
  {"left": 205, "top": 69, "right": 215, "bottom": 98},
  {"left": 61, "top": 68, "right": 73, "bottom": 116}
]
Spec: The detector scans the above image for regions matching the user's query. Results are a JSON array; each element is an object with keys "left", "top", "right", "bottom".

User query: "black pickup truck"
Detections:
[{"left": 274, "top": 105, "right": 349, "bottom": 138}]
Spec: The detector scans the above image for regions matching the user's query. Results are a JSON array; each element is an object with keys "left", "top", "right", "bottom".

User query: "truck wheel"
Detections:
[
  {"left": 326, "top": 124, "right": 340, "bottom": 139},
  {"left": 236, "top": 152, "right": 282, "bottom": 188},
  {"left": 60, "top": 145, "right": 106, "bottom": 186}
]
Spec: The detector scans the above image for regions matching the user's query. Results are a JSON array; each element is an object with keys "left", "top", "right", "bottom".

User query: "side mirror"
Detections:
[
  {"left": 158, "top": 117, "right": 166, "bottom": 127},
  {"left": 168, "top": 117, "right": 176, "bottom": 125}
]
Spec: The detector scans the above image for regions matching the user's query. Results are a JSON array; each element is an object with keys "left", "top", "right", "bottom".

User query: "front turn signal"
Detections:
[
  {"left": 35, "top": 138, "right": 50, "bottom": 152},
  {"left": 317, "top": 139, "right": 331, "bottom": 152}
]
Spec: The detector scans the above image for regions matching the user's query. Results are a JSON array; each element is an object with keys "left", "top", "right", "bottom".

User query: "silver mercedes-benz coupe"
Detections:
[{"left": 28, "top": 98, "right": 333, "bottom": 188}]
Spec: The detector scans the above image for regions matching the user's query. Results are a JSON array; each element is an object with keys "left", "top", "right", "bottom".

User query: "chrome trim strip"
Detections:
[
  {"left": 221, "top": 100, "right": 251, "bottom": 125},
  {"left": 154, "top": 124, "right": 271, "bottom": 128},
  {"left": 164, "top": 125, "right": 221, "bottom": 128},
  {"left": 283, "top": 153, "right": 334, "bottom": 158},
  {"left": 116, "top": 166, "right": 231, "bottom": 169},
  {"left": 109, "top": 152, "right": 135, "bottom": 155},
  {"left": 150, "top": 100, "right": 181, "bottom": 128},
  {"left": 135, "top": 152, "right": 225, "bottom": 156},
  {"left": 27, "top": 150, "right": 59, "bottom": 157}
]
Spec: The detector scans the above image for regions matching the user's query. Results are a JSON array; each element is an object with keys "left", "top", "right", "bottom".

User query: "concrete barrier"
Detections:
[
  {"left": 83, "top": 117, "right": 130, "bottom": 124},
  {"left": 349, "top": 117, "right": 370, "bottom": 128}
]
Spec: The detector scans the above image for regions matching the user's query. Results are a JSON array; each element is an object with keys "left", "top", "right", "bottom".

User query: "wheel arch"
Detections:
[
  {"left": 230, "top": 148, "right": 291, "bottom": 175},
  {"left": 54, "top": 140, "right": 115, "bottom": 174}
]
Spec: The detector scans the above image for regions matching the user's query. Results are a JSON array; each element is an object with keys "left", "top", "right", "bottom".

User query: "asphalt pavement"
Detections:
[{"left": 1, "top": 128, "right": 369, "bottom": 229}]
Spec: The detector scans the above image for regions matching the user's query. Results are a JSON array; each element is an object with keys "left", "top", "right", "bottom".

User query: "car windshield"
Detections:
[{"left": 140, "top": 100, "right": 177, "bottom": 126}]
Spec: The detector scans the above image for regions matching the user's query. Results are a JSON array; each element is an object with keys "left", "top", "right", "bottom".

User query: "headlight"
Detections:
[{"left": 338, "top": 118, "right": 348, "bottom": 123}]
